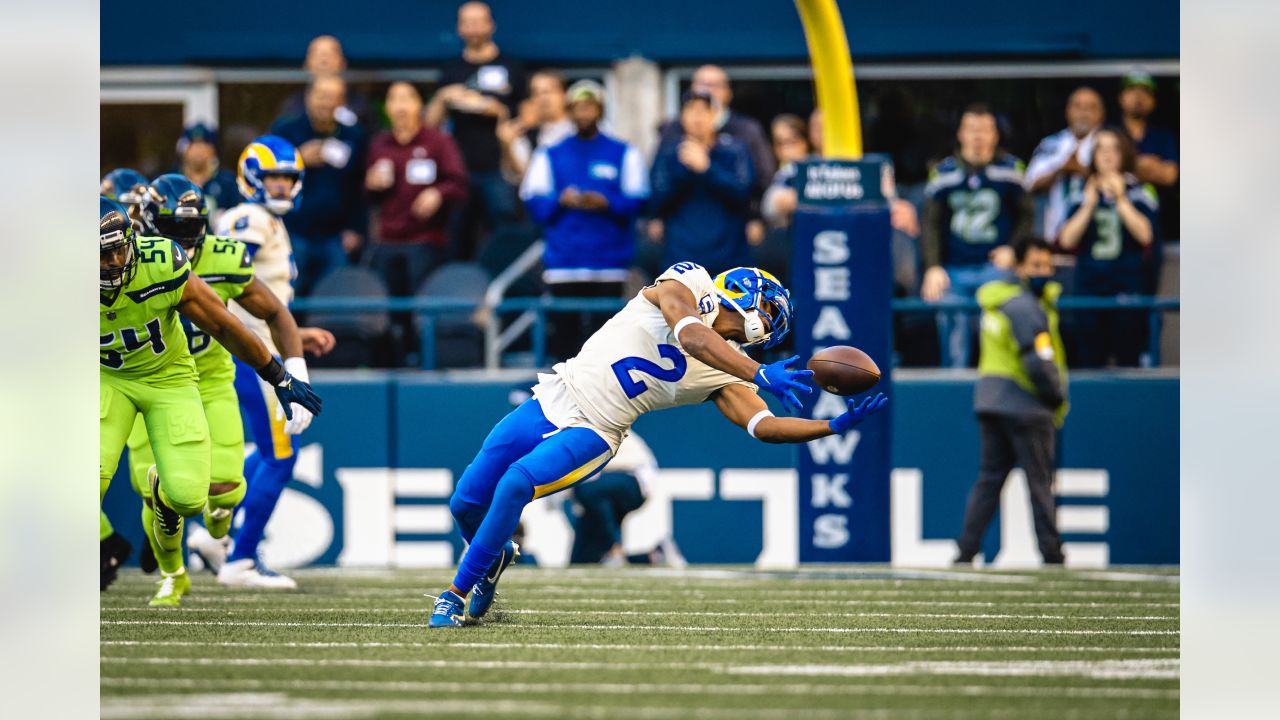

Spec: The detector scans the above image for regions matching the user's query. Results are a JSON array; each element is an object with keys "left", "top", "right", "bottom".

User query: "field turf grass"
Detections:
[{"left": 101, "top": 565, "right": 1179, "bottom": 719}]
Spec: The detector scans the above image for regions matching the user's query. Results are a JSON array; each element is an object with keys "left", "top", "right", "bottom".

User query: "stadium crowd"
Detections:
[{"left": 106, "top": 1, "right": 1179, "bottom": 371}]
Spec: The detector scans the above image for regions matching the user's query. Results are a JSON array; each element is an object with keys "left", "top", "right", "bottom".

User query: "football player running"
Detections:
[
  {"left": 202, "top": 136, "right": 335, "bottom": 589},
  {"left": 99, "top": 197, "right": 322, "bottom": 606},
  {"left": 121, "top": 174, "right": 321, "bottom": 604},
  {"left": 428, "top": 263, "right": 888, "bottom": 628},
  {"left": 98, "top": 168, "right": 155, "bottom": 589}
]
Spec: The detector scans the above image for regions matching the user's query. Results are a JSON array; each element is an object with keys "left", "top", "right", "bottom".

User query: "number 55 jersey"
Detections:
[
  {"left": 100, "top": 236, "right": 196, "bottom": 387},
  {"left": 533, "top": 263, "right": 756, "bottom": 453}
]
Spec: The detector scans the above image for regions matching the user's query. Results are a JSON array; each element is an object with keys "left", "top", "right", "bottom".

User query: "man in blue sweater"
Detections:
[
  {"left": 270, "top": 74, "right": 367, "bottom": 296},
  {"left": 519, "top": 80, "right": 649, "bottom": 360},
  {"left": 650, "top": 91, "right": 754, "bottom": 276}
]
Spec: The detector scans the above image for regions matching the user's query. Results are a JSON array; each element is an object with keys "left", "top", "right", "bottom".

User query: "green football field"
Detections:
[{"left": 100, "top": 565, "right": 1179, "bottom": 719}]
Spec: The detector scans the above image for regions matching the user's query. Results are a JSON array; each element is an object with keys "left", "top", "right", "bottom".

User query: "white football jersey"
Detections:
[
  {"left": 216, "top": 203, "right": 295, "bottom": 353},
  {"left": 534, "top": 262, "right": 756, "bottom": 452}
]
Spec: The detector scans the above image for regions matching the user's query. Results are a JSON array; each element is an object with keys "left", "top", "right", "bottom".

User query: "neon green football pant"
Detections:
[
  {"left": 100, "top": 372, "right": 210, "bottom": 518},
  {"left": 127, "top": 376, "right": 246, "bottom": 509}
]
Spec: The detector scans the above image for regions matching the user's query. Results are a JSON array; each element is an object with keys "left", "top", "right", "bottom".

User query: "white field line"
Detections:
[
  {"left": 727, "top": 659, "right": 1179, "bottom": 681},
  {"left": 100, "top": 639, "right": 1179, "bottom": 654},
  {"left": 98, "top": 607, "right": 1177, "bottom": 621},
  {"left": 99, "top": 619, "right": 1178, "bottom": 635},
  {"left": 99, "top": 675, "right": 1179, "bottom": 700},
  {"left": 110, "top": 585, "right": 1180, "bottom": 600},
  {"left": 102, "top": 595, "right": 1180, "bottom": 609},
  {"left": 98, "top": 693, "right": 995, "bottom": 720},
  {"left": 100, "top": 655, "right": 1180, "bottom": 681}
]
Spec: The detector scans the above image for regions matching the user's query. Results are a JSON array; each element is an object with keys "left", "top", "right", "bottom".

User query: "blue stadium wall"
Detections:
[
  {"left": 102, "top": 1, "right": 1178, "bottom": 66},
  {"left": 102, "top": 372, "right": 1179, "bottom": 568}
]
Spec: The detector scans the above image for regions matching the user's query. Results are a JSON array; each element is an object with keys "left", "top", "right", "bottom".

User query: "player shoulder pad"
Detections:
[
  {"left": 218, "top": 204, "right": 269, "bottom": 244},
  {"left": 654, "top": 262, "right": 715, "bottom": 310},
  {"left": 123, "top": 239, "right": 190, "bottom": 304}
]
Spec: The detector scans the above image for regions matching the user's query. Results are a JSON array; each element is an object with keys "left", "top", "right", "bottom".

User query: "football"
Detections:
[{"left": 807, "top": 345, "right": 881, "bottom": 396}]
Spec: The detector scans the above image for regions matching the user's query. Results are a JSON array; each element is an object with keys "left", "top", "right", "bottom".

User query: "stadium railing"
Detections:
[{"left": 289, "top": 294, "right": 1181, "bottom": 370}]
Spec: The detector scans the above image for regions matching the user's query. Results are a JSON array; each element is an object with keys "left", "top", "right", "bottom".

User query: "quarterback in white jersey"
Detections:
[
  {"left": 428, "top": 263, "right": 889, "bottom": 628},
  {"left": 217, "top": 199, "right": 295, "bottom": 354},
  {"left": 193, "top": 135, "right": 335, "bottom": 591}
]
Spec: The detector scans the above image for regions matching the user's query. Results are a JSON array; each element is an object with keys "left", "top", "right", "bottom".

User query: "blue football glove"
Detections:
[
  {"left": 257, "top": 358, "right": 324, "bottom": 421},
  {"left": 828, "top": 392, "right": 888, "bottom": 434},
  {"left": 754, "top": 355, "right": 815, "bottom": 413},
  {"left": 274, "top": 374, "right": 323, "bottom": 421}
]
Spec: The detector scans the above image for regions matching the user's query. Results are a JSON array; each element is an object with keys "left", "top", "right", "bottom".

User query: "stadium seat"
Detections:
[
  {"left": 477, "top": 222, "right": 543, "bottom": 298},
  {"left": 305, "top": 266, "right": 393, "bottom": 368},
  {"left": 415, "top": 262, "right": 491, "bottom": 368}
]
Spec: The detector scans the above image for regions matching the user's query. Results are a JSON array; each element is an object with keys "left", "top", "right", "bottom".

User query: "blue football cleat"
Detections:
[
  {"left": 428, "top": 590, "right": 466, "bottom": 629},
  {"left": 467, "top": 540, "right": 520, "bottom": 619}
]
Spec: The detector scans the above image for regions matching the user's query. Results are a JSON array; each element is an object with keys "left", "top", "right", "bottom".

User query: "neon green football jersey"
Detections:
[
  {"left": 99, "top": 236, "right": 196, "bottom": 387},
  {"left": 183, "top": 234, "right": 255, "bottom": 385}
]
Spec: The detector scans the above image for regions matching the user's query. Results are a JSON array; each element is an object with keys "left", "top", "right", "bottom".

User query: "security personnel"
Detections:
[{"left": 956, "top": 236, "right": 1069, "bottom": 565}]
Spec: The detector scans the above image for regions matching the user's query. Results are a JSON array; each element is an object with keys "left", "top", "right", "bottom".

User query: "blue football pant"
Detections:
[
  {"left": 449, "top": 398, "right": 613, "bottom": 592},
  {"left": 228, "top": 357, "right": 299, "bottom": 564}
]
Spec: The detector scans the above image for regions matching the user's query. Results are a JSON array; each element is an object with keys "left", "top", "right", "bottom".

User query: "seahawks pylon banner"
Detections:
[{"left": 789, "top": 157, "right": 895, "bottom": 562}]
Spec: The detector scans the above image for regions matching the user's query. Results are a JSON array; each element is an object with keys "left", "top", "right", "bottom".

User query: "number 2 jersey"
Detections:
[
  {"left": 216, "top": 202, "right": 294, "bottom": 354},
  {"left": 533, "top": 263, "right": 756, "bottom": 453},
  {"left": 100, "top": 237, "right": 196, "bottom": 387}
]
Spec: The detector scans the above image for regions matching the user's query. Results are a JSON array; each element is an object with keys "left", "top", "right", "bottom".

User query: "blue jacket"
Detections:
[
  {"left": 649, "top": 135, "right": 754, "bottom": 275},
  {"left": 520, "top": 132, "right": 648, "bottom": 278},
  {"left": 269, "top": 113, "right": 367, "bottom": 239}
]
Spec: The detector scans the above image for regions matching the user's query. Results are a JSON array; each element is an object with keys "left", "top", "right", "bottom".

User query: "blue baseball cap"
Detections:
[{"left": 177, "top": 123, "right": 219, "bottom": 154}]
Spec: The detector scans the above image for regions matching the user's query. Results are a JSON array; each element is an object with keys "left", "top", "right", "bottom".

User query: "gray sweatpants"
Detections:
[{"left": 957, "top": 412, "right": 1064, "bottom": 563}]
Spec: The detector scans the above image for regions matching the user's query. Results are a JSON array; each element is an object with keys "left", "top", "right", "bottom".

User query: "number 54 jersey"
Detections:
[
  {"left": 100, "top": 237, "right": 197, "bottom": 387},
  {"left": 534, "top": 263, "right": 756, "bottom": 452}
]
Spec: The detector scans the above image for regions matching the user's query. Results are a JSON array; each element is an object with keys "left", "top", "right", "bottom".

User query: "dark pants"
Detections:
[
  {"left": 957, "top": 412, "right": 1064, "bottom": 563},
  {"left": 291, "top": 232, "right": 348, "bottom": 297},
  {"left": 547, "top": 281, "right": 625, "bottom": 363},
  {"left": 365, "top": 242, "right": 445, "bottom": 364},
  {"left": 451, "top": 171, "right": 519, "bottom": 262},
  {"left": 366, "top": 242, "right": 443, "bottom": 297},
  {"left": 570, "top": 472, "right": 646, "bottom": 564},
  {"left": 1072, "top": 271, "right": 1147, "bottom": 368}
]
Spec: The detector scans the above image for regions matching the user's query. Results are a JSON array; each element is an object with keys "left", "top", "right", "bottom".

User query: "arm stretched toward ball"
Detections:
[
  {"left": 712, "top": 383, "right": 888, "bottom": 444},
  {"left": 645, "top": 278, "right": 815, "bottom": 412}
]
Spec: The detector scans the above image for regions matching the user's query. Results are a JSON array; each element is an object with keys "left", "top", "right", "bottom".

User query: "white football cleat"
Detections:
[
  {"left": 186, "top": 525, "right": 230, "bottom": 574},
  {"left": 217, "top": 558, "right": 298, "bottom": 590}
]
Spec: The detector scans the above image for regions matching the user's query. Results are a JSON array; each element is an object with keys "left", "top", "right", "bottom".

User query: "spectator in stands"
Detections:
[
  {"left": 277, "top": 35, "right": 374, "bottom": 133},
  {"left": 1118, "top": 70, "right": 1179, "bottom": 291},
  {"left": 921, "top": 103, "right": 1035, "bottom": 368},
  {"left": 365, "top": 82, "right": 469, "bottom": 297},
  {"left": 1025, "top": 87, "right": 1104, "bottom": 241},
  {"left": 766, "top": 107, "right": 920, "bottom": 289},
  {"left": 520, "top": 80, "right": 648, "bottom": 361},
  {"left": 1119, "top": 72, "right": 1178, "bottom": 190},
  {"left": 649, "top": 91, "right": 753, "bottom": 276},
  {"left": 174, "top": 123, "right": 240, "bottom": 223},
  {"left": 498, "top": 70, "right": 574, "bottom": 182},
  {"left": 427, "top": 1, "right": 526, "bottom": 260},
  {"left": 655, "top": 65, "right": 774, "bottom": 248},
  {"left": 752, "top": 114, "right": 813, "bottom": 283},
  {"left": 1058, "top": 128, "right": 1158, "bottom": 367},
  {"left": 271, "top": 74, "right": 368, "bottom": 296}
]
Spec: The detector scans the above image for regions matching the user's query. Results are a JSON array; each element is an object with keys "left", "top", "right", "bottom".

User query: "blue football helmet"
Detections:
[
  {"left": 101, "top": 168, "right": 149, "bottom": 223},
  {"left": 100, "top": 196, "right": 138, "bottom": 291},
  {"left": 141, "top": 174, "right": 209, "bottom": 255},
  {"left": 237, "top": 135, "right": 304, "bottom": 215},
  {"left": 712, "top": 267, "right": 794, "bottom": 350}
]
